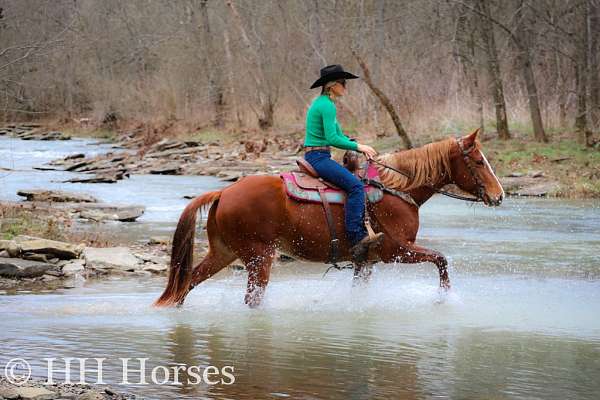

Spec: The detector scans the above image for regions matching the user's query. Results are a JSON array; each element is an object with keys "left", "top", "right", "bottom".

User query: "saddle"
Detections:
[
  {"left": 279, "top": 151, "right": 383, "bottom": 266},
  {"left": 280, "top": 158, "right": 384, "bottom": 205}
]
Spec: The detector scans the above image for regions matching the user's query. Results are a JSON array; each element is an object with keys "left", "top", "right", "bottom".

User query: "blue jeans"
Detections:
[{"left": 304, "top": 150, "right": 367, "bottom": 245}]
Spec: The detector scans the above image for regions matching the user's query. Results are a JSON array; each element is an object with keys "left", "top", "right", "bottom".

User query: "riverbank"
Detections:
[
  {"left": 0, "top": 376, "right": 136, "bottom": 400},
  {"left": 0, "top": 201, "right": 172, "bottom": 292},
  {"left": 62, "top": 123, "right": 600, "bottom": 198},
  {"left": 375, "top": 131, "right": 600, "bottom": 198}
]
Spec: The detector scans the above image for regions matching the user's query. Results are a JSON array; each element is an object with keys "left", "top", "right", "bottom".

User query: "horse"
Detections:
[{"left": 154, "top": 129, "right": 504, "bottom": 308}]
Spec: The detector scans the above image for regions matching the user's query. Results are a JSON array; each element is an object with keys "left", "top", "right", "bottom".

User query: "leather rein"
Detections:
[{"left": 365, "top": 138, "right": 484, "bottom": 204}]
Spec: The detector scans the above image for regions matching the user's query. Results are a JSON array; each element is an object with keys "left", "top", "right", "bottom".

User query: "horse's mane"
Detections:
[{"left": 374, "top": 137, "right": 459, "bottom": 191}]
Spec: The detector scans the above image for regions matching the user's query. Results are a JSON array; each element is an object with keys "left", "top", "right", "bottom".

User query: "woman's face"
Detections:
[{"left": 330, "top": 79, "right": 346, "bottom": 97}]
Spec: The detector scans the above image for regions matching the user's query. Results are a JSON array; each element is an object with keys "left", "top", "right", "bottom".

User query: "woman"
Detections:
[{"left": 304, "top": 64, "right": 384, "bottom": 263}]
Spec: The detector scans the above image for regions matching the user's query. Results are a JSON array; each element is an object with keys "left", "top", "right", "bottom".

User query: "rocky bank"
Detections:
[
  {"left": 0, "top": 376, "right": 136, "bottom": 400},
  {"left": 0, "top": 234, "right": 170, "bottom": 292}
]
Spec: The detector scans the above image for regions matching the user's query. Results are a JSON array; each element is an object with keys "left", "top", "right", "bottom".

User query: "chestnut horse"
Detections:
[{"left": 155, "top": 129, "right": 504, "bottom": 308}]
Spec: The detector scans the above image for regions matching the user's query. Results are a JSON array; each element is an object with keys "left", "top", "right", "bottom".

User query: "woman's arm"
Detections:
[{"left": 321, "top": 102, "right": 359, "bottom": 151}]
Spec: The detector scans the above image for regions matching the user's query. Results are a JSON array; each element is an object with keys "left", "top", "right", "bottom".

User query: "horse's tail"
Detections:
[{"left": 154, "top": 190, "right": 222, "bottom": 307}]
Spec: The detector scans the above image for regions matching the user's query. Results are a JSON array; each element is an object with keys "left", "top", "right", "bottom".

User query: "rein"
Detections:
[{"left": 367, "top": 138, "right": 483, "bottom": 203}]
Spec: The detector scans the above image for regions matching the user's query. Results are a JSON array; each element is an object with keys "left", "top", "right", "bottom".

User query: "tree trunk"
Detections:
[
  {"left": 309, "top": 0, "right": 326, "bottom": 69},
  {"left": 553, "top": 48, "right": 568, "bottom": 128},
  {"left": 198, "top": 0, "right": 226, "bottom": 127},
  {"left": 477, "top": 0, "right": 510, "bottom": 140},
  {"left": 515, "top": 1, "right": 548, "bottom": 142},
  {"left": 575, "top": 2, "right": 590, "bottom": 146},
  {"left": 225, "top": 0, "right": 274, "bottom": 129},
  {"left": 588, "top": 0, "right": 600, "bottom": 131},
  {"left": 222, "top": 27, "right": 241, "bottom": 127},
  {"left": 455, "top": 2, "right": 485, "bottom": 136},
  {"left": 352, "top": 49, "right": 413, "bottom": 149}
]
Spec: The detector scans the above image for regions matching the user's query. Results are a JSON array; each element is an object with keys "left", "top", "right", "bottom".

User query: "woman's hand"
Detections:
[{"left": 357, "top": 144, "right": 378, "bottom": 160}]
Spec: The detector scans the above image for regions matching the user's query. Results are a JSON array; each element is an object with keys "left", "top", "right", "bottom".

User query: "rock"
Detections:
[
  {"left": 149, "top": 165, "right": 182, "bottom": 175},
  {"left": 43, "top": 266, "right": 63, "bottom": 276},
  {"left": 21, "top": 252, "right": 54, "bottom": 263},
  {"left": 83, "top": 247, "right": 141, "bottom": 271},
  {"left": 507, "top": 172, "right": 524, "bottom": 177},
  {"left": 12, "top": 386, "right": 57, "bottom": 400},
  {"left": 0, "top": 386, "right": 18, "bottom": 399},
  {"left": 530, "top": 170, "right": 544, "bottom": 178},
  {"left": 500, "top": 176, "right": 539, "bottom": 192},
  {"left": 134, "top": 252, "right": 168, "bottom": 264},
  {"left": 148, "top": 236, "right": 170, "bottom": 245},
  {"left": 0, "top": 258, "right": 56, "bottom": 279},
  {"left": 73, "top": 203, "right": 145, "bottom": 222},
  {"left": 76, "top": 392, "right": 104, "bottom": 400},
  {"left": 64, "top": 160, "right": 94, "bottom": 171},
  {"left": 145, "top": 146, "right": 202, "bottom": 159},
  {"left": 14, "top": 236, "right": 81, "bottom": 259},
  {"left": 0, "top": 240, "right": 17, "bottom": 253},
  {"left": 511, "top": 181, "right": 561, "bottom": 196},
  {"left": 0, "top": 250, "right": 9, "bottom": 258},
  {"left": 142, "top": 264, "right": 168, "bottom": 274},
  {"left": 501, "top": 176, "right": 561, "bottom": 196},
  {"left": 218, "top": 170, "right": 243, "bottom": 181},
  {"left": 63, "top": 174, "right": 118, "bottom": 184},
  {"left": 61, "top": 260, "right": 85, "bottom": 275},
  {"left": 17, "top": 189, "right": 99, "bottom": 203},
  {"left": 43, "top": 131, "right": 70, "bottom": 141},
  {"left": 64, "top": 153, "right": 85, "bottom": 160},
  {"left": 146, "top": 139, "right": 193, "bottom": 154}
]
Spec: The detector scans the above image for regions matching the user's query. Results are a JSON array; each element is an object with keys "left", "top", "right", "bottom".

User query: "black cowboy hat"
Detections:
[{"left": 310, "top": 64, "right": 359, "bottom": 89}]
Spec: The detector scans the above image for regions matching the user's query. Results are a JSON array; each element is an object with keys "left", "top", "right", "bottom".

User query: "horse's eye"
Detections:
[{"left": 474, "top": 159, "right": 485, "bottom": 166}]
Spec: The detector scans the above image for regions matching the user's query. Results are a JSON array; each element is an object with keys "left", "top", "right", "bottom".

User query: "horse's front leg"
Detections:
[
  {"left": 384, "top": 242, "right": 450, "bottom": 290},
  {"left": 353, "top": 263, "right": 374, "bottom": 285}
]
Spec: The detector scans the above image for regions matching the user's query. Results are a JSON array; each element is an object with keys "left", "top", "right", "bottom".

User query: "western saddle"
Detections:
[{"left": 279, "top": 151, "right": 381, "bottom": 266}]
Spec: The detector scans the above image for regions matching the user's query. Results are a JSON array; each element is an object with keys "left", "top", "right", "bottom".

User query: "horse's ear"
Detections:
[{"left": 462, "top": 128, "right": 480, "bottom": 147}]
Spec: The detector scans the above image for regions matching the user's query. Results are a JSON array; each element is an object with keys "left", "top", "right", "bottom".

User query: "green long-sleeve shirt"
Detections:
[{"left": 304, "top": 95, "right": 358, "bottom": 151}]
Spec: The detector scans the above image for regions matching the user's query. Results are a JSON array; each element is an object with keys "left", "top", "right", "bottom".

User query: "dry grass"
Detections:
[{"left": 0, "top": 203, "right": 120, "bottom": 246}]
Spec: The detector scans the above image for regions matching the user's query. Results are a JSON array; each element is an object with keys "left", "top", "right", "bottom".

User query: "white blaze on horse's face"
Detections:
[{"left": 471, "top": 147, "right": 504, "bottom": 206}]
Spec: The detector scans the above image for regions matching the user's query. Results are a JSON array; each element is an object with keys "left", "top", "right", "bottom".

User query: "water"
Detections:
[
  {"left": 0, "top": 136, "right": 226, "bottom": 241},
  {"left": 1, "top": 136, "right": 600, "bottom": 399}
]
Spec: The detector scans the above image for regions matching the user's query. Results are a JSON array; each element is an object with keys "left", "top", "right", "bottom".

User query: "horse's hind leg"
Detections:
[
  {"left": 177, "top": 215, "right": 237, "bottom": 306},
  {"left": 353, "top": 263, "right": 374, "bottom": 285},
  {"left": 240, "top": 244, "right": 275, "bottom": 308}
]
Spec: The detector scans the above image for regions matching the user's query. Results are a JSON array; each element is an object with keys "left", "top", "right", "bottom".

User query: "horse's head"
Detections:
[{"left": 450, "top": 129, "right": 504, "bottom": 206}]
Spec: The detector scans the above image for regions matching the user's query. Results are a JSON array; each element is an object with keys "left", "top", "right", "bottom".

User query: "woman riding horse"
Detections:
[{"left": 304, "top": 64, "right": 384, "bottom": 265}]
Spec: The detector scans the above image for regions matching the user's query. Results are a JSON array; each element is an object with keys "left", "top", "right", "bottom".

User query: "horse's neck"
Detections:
[{"left": 407, "top": 174, "right": 451, "bottom": 206}]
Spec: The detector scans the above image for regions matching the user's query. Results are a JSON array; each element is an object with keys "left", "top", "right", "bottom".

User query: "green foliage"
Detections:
[{"left": 0, "top": 212, "right": 65, "bottom": 241}]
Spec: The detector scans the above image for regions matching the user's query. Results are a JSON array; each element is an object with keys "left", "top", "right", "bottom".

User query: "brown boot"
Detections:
[{"left": 350, "top": 232, "right": 385, "bottom": 265}]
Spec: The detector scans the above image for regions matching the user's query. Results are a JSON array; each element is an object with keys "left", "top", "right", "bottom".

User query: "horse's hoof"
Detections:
[{"left": 245, "top": 294, "right": 263, "bottom": 308}]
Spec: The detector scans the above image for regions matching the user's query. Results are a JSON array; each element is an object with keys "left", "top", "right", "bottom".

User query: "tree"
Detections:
[
  {"left": 514, "top": 0, "right": 548, "bottom": 142},
  {"left": 477, "top": 0, "right": 511, "bottom": 139}
]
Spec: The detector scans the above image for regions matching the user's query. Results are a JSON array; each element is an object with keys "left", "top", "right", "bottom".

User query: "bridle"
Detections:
[
  {"left": 324, "top": 138, "right": 486, "bottom": 276},
  {"left": 455, "top": 137, "right": 487, "bottom": 202},
  {"left": 366, "top": 137, "right": 486, "bottom": 203}
]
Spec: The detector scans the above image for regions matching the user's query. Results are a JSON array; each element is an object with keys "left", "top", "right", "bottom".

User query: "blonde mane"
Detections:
[{"left": 375, "top": 137, "right": 457, "bottom": 191}]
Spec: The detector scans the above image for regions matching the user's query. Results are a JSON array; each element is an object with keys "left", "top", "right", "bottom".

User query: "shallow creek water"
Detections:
[{"left": 1, "top": 136, "right": 599, "bottom": 399}]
